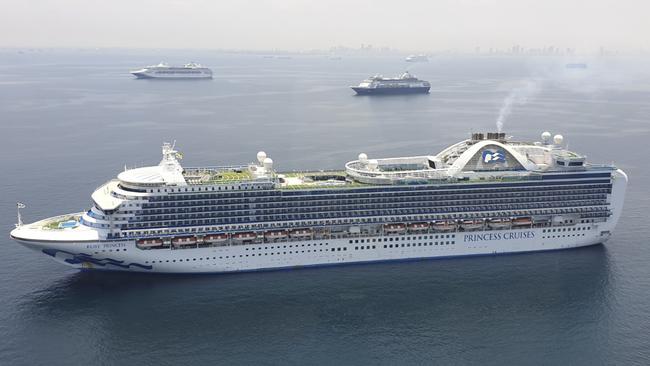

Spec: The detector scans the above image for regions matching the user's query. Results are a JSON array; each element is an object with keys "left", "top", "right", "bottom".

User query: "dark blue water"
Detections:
[{"left": 1, "top": 50, "right": 649, "bottom": 365}]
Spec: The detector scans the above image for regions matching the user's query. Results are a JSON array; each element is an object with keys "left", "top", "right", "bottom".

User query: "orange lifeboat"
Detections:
[
  {"left": 136, "top": 238, "right": 163, "bottom": 248},
  {"left": 512, "top": 217, "right": 533, "bottom": 226},
  {"left": 264, "top": 230, "right": 288, "bottom": 241},
  {"left": 171, "top": 235, "right": 197, "bottom": 247},
  {"left": 460, "top": 219, "right": 484, "bottom": 230},
  {"left": 204, "top": 233, "right": 229, "bottom": 244},
  {"left": 488, "top": 218, "right": 511, "bottom": 229},
  {"left": 289, "top": 228, "right": 312, "bottom": 238},
  {"left": 383, "top": 223, "right": 406, "bottom": 234},
  {"left": 408, "top": 222, "right": 429, "bottom": 233},
  {"left": 432, "top": 220, "right": 456, "bottom": 232},
  {"left": 232, "top": 232, "right": 258, "bottom": 242}
]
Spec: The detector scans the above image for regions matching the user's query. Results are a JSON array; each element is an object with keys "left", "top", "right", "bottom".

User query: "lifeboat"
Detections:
[
  {"left": 432, "top": 220, "right": 456, "bottom": 232},
  {"left": 408, "top": 222, "right": 429, "bottom": 232},
  {"left": 289, "top": 229, "right": 312, "bottom": 238},
  {"left": 136, "top": 238, "right": 163, "bottom": 248},
  {"left": 204, "top": 233, "right": 229, "bottom": 244},
  {"left": 232, "top": 232, "right": 258, "bottom": 241},
  {"left": 460, "top": 219, "right": 484, "bottom": 230},
  {"left": 383, "top": 223, "right": 406, "bottom": 234},
  {"left": 488, "top": 218, "right": 511, "bottom": 229},
  {"left": 264, "top": 230, "right": 288, "bottom": 240},
  {"left": 512, "top": 217, "right": 533, "bottom": 226},
  {"left": 171, "top": 235, "right": 197, "bottom": 247}
]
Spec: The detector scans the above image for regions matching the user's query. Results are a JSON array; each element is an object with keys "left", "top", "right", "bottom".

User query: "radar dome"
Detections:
[
  {"left": 541, "top": 131, "right": 551, "bottom": 143},
  {"left": 358, "top": 153, "right": 368, "bottom": 162},
  {"left": 553, "top": 134, "right": 564, "bottom": 145},
  {"left": 256, "top": 151, "right": 267, "bottom": 164},
  {"left": 263, "top": 157, "right": 273, "bottom": 170},
  {"left": 367, "top": 159, "right": 379, "bottom": 171}
]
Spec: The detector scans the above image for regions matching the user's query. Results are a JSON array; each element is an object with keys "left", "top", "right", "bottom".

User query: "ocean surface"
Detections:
[{"left": 0, "top": 49, "right": 649, "bottom": 365}]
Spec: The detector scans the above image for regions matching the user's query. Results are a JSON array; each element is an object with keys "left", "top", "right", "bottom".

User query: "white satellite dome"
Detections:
[
  {"left": 257, "top": 151, "right": 267, "bottom": 164},
  {"left": 541, "top": 131, "right": 551, "bottom": 143},
  {"left": 263, "top": 157, "right": 273, "bottom": 170},
  {"left": 553, "top": 134, "right": 564, "bottom": 145},
  {"left": 367, "top": 159, "right": 379, "bottom": 171},
  {"left": 358, "top": 153, "right": 368, "bottom": 163}
]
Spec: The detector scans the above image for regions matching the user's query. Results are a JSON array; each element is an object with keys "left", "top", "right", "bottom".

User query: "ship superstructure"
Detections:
[
  {"left": 351, "top": 72, "right": 430, "bottom": 95},
  {"left": 11, "top": 132, "right": 627, "bottom": 274},
  {"left": 130, "top": 62, "right": 213, "bottom": 79}
]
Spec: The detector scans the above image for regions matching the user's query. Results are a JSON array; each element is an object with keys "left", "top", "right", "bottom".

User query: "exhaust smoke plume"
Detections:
[{"left": 496, "top": 79, "right": 541, "bottom": 132}]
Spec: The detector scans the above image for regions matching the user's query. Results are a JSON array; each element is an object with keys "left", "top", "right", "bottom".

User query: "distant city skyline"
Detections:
[{"left": 1, "top": 0, "right": 648, "bottom": 52}]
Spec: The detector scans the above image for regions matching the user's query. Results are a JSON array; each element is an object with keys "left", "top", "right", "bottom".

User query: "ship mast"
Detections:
[{"left": 16, "top": 202, "right": 25, "bottom": 227}]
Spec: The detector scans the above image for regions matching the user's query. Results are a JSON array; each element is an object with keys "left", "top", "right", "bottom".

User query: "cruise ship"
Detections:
[
  {"left": 351, "top": 72, "right": 430, "bottom": 95},
  {"left": 130, "top": 62, "right": 212, "bottom": 79},
  {"left": 10, "top": 132, "right": 627, "bottom": 274},
  {"left": 405, "top": 54, "right": 429, "bottom": 62}
]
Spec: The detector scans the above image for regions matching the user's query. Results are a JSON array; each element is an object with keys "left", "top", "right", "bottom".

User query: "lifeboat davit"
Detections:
[
  {"left": 136, "top": 238, "right": 163, "bottom": 248},
  {"left": 384, "top": 223, "right": 406, "bottom": 234},
  {"left": 488, "top": 218, "right": 511, "bottom": 229},
  {"left": 408, "top": 222, "right": 429, "bottom": 232},
  {"left": 512, "top": 217, "right": 533, "bottom": 226},
  {"left": 460, "top": 219, "right": 484, "bottom": 230},
  {"left": 264, "top": 230, "right": 288, "bottom": 240},
  {"left": 289, "top": 229, "right": 312, "bottom": 238},
  {"left": 432, "top": 220, "right": 456, "bottom": 232},
  {"left": 204, "top": 233, "right": 229, "bottom": 243},
  {"left": 171, "top": 235, "right": 197, "bottom": 247}
]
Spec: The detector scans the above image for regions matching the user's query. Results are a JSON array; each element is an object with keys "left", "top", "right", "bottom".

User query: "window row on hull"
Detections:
[
  {"left": 140, "top": 185, "right": 612, "bottom": 211},
  {"left": 142, "top": 179, "right": 612, "bottom": 203},
  {"left": 135, "top": 193, "right": 609, "bottom": 216},
  {"left": 112, "top": 210, "right": 611, "bottom": 240},
  {"left": 118, "top": 204, "right": 610, "bottom": 230},
  {"left": 128, "top": 197, "right": 610, "bottom": 224}
]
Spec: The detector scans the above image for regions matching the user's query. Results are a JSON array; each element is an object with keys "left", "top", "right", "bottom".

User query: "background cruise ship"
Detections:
[
  {"left": 351, "top": 72, "right": 431, "bottom": 95},
  {"left": 130, "top": 62, "right": 213, "bottom": 79},
  {"left": 405, "top": 54, "right": 429, "bottom": 62},
  {"left": 10, "top": 131, "right": 627, "bottom": 274}
]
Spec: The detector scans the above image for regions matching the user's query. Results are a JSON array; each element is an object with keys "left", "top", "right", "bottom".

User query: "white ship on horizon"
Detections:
[
  {"left": 130, "top": 62, "right": 212, "bottom": 79},
  {"left": 11, "top": 131, "right": 627, "bottom": 274},
  {"left": 405, "top": 54, "right": 429, "bottom": 62}
]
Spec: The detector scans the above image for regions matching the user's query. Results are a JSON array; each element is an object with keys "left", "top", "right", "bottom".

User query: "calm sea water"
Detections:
[{"left": 0, "top": 50, "right": 649, "bottom": 365}]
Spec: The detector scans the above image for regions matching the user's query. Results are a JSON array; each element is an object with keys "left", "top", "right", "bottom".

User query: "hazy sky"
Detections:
[{"left": 1, "top": 0, "right": 647, "bottom": 51}]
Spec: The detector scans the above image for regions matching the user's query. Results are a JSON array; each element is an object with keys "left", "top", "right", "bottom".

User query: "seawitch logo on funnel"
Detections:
[{"left": 482, "top": 149, "right": 506, "bottom": 163}]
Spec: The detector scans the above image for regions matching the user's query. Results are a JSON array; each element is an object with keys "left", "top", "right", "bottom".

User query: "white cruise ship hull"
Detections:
[
  {"left": 131, "top": 71, "right": 212, "bottom": 79},
  {"left": 9, "top": 135, "right": 628, "bottom": 275},
  {"left": 11, "top": 223, "right": 615, "bottom": 274}
]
